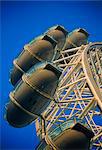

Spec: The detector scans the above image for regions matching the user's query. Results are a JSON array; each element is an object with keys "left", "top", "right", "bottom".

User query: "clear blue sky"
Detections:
[{"left": 1, "top": 1, "right": 102, "bottom": 150}]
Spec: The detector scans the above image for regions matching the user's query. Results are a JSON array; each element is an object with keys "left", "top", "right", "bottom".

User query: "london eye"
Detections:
[{"left": 5, "top": 25, "right": 102, "bottom": 150}]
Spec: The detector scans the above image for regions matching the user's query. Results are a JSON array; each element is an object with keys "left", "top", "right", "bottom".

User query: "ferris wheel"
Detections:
[{"left": 5, "top": 25, "right": 102, "bottom": 150}]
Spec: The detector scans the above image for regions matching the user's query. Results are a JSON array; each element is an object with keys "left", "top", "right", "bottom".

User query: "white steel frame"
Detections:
[{"left": 35, "top": 42, "right": 102, "bottom": 149}]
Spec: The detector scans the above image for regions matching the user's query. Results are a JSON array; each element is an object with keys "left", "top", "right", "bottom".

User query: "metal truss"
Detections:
[{"left": 35, "top": 42, "right": 102, "bottom": 150}]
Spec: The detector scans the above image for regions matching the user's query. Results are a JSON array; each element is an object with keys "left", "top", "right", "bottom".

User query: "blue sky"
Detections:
[{"left": 1, "top": 1, "right": 102, "bottom": 150}]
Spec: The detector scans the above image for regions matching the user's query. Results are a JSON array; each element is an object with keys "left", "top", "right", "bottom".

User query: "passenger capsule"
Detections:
[
  {"left": 36, "top": 123, "right": 94, "bottom": 150},
  {"left": 6, "top": 63, "right": 61, "bottom": 128},
  {"left": 46, "top": 25, "right": 68, "bottom": 51},
  {"left": 64, "top": 28, "right": 89, "bottom": 51},
  {"left": 10, "top": 35, "right": 57, "bottom": 86},
  {"left": 54, "top": 123, "right": 94, "bottom": 150}
]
